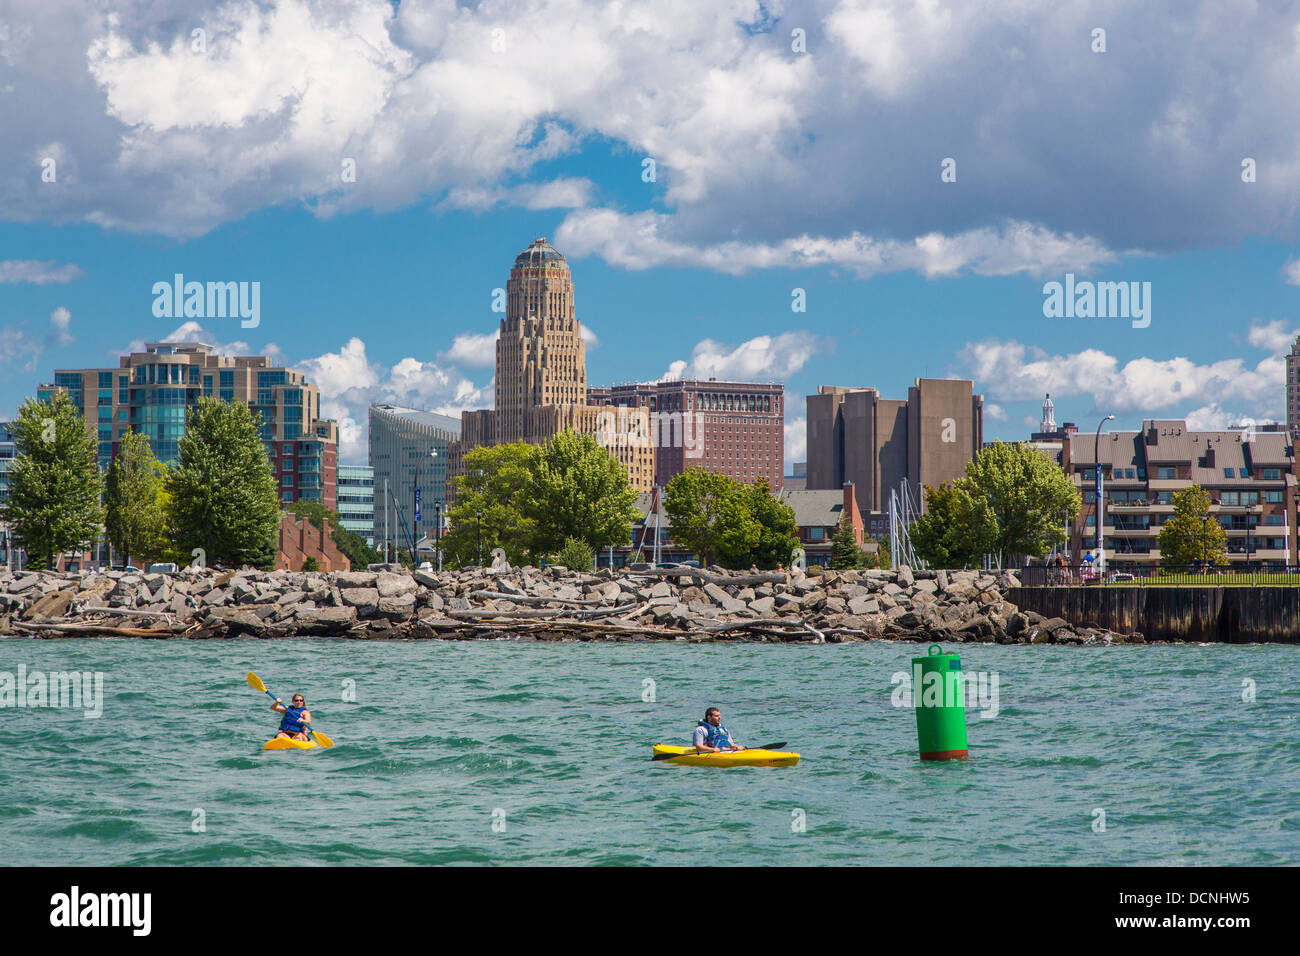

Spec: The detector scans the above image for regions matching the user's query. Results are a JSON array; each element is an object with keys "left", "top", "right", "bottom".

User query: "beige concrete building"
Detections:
[
  {"left": 806, "top": 378, "right": 984, "bottom": 513},
  {"left": 1065, "top": 420, "right": 1296, "bottom": 567},
  {"left": 448, "top": 239, "right": 655, "bottom": 498}
]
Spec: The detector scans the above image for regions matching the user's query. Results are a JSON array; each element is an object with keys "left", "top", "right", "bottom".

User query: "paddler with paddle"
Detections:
[
  {"left": 270, "top": 691, "right": 313, "bottom": 742},
  {"left": 694, "top": 707, "right": 745, "bottom": 753}
]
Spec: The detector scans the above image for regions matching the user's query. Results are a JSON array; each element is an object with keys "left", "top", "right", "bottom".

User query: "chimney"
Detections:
[{"left": 843, "top": 481, "right": 864, "bottom": 545}]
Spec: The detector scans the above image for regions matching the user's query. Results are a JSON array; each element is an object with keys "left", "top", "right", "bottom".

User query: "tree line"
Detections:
[{"left": 0, "top": 393, "right": 373, "bottom": 571}]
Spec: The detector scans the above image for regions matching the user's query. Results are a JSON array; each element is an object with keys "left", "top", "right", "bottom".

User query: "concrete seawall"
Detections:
[{"left": 1006, "top": 586, "right": 1300, "bottom": 644}]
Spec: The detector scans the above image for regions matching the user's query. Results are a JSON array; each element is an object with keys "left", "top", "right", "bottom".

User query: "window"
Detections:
[
  {"left": 1221, "top": 491, "right": 1240, "bottom": 506},
  {"left": 1157, "top": 467, "right": 1175, "bottom": 479},
  {"left": 1265, "top": 514, "right": 1285, "bottom": 526},
  {"left": 98, "top": 372, "right": 113, "bottom": 388},
  {"left": 1262, "top": 468, "right": 1282, "bottom": 480},
  {"left": 281, "top": 491, "right": 293, "bottom": 503},
  {"left": 1225, "top": 468, "right": 1235, "bottom": 478},
  {"left": 1125, "top": 468, "right": 1135, "bottom": 478},
  {"left": 809, "top": 527, "right": 824, "bottom": 540},
  {"left": 282, "top": 475, "right": 293, "bottom": 487},
  {"left": 1266, "top": 490, "right": 1284, "bottom": 503}
]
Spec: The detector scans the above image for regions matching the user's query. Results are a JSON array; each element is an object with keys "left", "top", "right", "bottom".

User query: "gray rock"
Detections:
[{"left": 340, "top": 588, "right": 380, "bottom": 615}]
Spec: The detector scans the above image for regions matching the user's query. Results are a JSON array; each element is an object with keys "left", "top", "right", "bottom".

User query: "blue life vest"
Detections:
[
  {"left": 279, "top": 705, "right": 307, "bottom": 734},
  {"left": 699, "top": 720, "right": 731, "bottom": 749}
]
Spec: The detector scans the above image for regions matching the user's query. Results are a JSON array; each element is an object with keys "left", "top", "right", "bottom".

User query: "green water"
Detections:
[{"left": 1, "top": 638, "right": 1296, "bottom": 866}]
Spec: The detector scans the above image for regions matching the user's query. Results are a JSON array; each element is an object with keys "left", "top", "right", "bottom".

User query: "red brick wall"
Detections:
[{"left": 276, "top": 514, "right": 351, "bottom": 572}]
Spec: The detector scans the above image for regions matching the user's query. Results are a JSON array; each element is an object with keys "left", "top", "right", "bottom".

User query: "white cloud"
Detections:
[
  {"left": 784, "top": 415, "right": 806, "bottom": 469},
  {"left": 1246, "top": 319, "right": 1296, "bottom": 353},
  {"left": 963, "top": 339, "right": 1286, "bottom": 421},
  {"left": 438, "top": 177, "right": 596, "bottom": 212},
  {"left": 116, "top": 321, "right": 271, "bottom": 359},
  {"left": 294, "top": 337, "right": 489, "bottom": 461},
  {"left": 48, "top": 306, "right": 73, "bottom": 346},
  {"left": 441, "top": 330, "right": 498, "bottom": 368},
  {"left": 1184, "top": 404, "right": 1276, "bottom": 432},
  {"left": 1282, "top": 258, "right": 1300, "bottom": 286},
  {"left": 4, "top": 0, "right": 1296, "bottom": 263},
  {"left": 661, "top": 331, "right": 826, "bottom": 383},
  {"left": 556, "top": 210, "right": 1117, "bottom": 279},
  {"left": 0, "top": 260, "right": 85, "bottom": 284},
  {"left": 984, "top": 402, "right": 1007, "bottom": 422}
]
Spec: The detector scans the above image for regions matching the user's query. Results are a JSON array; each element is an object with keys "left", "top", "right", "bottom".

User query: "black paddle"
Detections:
[{"left": 652, "top": 741, "right": 788, "bottom": 761}]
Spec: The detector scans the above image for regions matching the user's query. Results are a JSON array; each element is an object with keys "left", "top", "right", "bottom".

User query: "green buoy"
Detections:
[{"left": 913, "top": 644, "right": 969, "bottom": 761}]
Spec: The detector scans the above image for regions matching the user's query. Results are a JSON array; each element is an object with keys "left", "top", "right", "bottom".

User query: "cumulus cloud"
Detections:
[
  {"left": 116, "top": 320, "right": 278, "bottom": 360},
  {"left": 441, "top": 330, "right": 498, "bottom": 368},
  {"left": 0, "top": 260, "right": 85, "bottom": 284},
  {"left": 48, "top": 306, "right": 73, "bottom": 345},
  {"left": 294, "top": 337, "right": 489, "bottom": 461},
  {"left": 661, "top": 331, "right": 826, "bottom": 382},
  {"left": 963, "top": 339, "right": 1285, "bottom": 422},
  {"left": 1246, "top": 318, "right": 1297, "bottom": 353},
  {"left": 2, "top": 0, "right": 1297, "bottom": 269},
  {"left": 1184, "top": 404, "right": 1276, "bottom": 432},
  {"left": 984, "top": 402, "right": 1007, "bottom": 422},
  {"left": 1283, "top": 258, "right": 1300, "bottom": 286}
]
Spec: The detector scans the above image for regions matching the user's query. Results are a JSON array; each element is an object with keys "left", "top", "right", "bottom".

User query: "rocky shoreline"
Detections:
[{"left": 0, "top": 564, "right": 1142, "bottom": 645}]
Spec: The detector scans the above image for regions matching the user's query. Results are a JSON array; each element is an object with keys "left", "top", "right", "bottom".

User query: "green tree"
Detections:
[
  {"left": 960, "top": 442, "right": 1080, "bottom": 564},
  {"left": 302, "top": 555, "right": 321, "bottom": 572},
  {"left": 664, "top": 468, "right": 758, "bottom": 567},
  {"left": 441, "top": 442, "right": 542, "bottom": 567},
  {"left": 1, "top": 393, "right": 104, "bottom": 570},
  {"left": 287, "top": 499, "right": 381, "bottom": 569},
  {"left": 911, "top": 481, "right": 1000, "bottom": 568},
  {"left": 1157, "top": 485, "right": 1228, "bottom": 567},
  {"left": 551, "top": 536, "right": 595, "bottom": 572},
  {"left": 830, "top": 514, "right": 864, "bottom": 569},
  {"left": 745, "top": 479, "right": 799, "bottom": 569},
  {"left": 165, "top": 397, "right": 280, "bottom": 568},
  {"left": 105, "top": 431, "right": 167, "bottom": 568},
  {"left": 520, "top": 430, "right": 639, "bottom": 555}
]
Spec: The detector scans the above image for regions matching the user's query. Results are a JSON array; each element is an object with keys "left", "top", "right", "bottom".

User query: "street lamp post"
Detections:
[
  {"left": 476, "top": 508, "right": 482, "bottom": 566},
  {"left": 434, "top": 501, "right": 442, "bottom": 572},
  {"left": 1094, "top": 414, "right": 1115, "bottom": 570}
]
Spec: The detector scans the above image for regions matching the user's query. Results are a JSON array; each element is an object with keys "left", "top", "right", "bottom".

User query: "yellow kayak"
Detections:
[
  {"left": 652, "top": 745, "right": 800, "bottom": 767},
  {"left": 263, "top": 737, "right": 318, "bottom": 751}
]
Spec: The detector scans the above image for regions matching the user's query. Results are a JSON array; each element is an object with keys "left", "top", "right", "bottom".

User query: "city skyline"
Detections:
[{"left": 4, "top": 2, "right": 1299, "bottom": 467}]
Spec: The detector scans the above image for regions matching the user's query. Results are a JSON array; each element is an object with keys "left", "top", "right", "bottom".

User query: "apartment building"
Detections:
[
  {"left": 1065, "top": 420, "right": 1297, "bottom": 567},
  {"left": 38, "top": 342, "right": 339, "bottom": 510}
]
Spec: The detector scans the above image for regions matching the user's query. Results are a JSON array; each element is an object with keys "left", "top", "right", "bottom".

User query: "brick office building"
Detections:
[{"left": 588, "top": 380, "right": 784, "bottom": 489}]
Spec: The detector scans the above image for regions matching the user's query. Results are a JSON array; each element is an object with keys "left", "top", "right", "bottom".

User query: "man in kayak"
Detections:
[
  {"left": 693, "top": 707, "right": 744, "bottom": 753},
  {"left": 271, "top": 693, "right": 313, "bottom": 742}
]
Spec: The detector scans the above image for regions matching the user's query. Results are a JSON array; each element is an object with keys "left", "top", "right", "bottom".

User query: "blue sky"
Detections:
[{"left": 3, "top": 0, "right": 1299, "bottom": 465}]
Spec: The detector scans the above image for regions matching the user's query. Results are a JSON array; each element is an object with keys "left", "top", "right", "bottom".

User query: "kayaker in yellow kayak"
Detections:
[
  {"left": 694, "top": 707, "right": 745, "bottom": 753},
  {"left": 271, "top": 693, "right": 312, "bottom": 742}
]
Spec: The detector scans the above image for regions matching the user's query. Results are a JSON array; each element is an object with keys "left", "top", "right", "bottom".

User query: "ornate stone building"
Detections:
[{"left": 448, "top": 239, "right": 655, "bottom": 498}]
